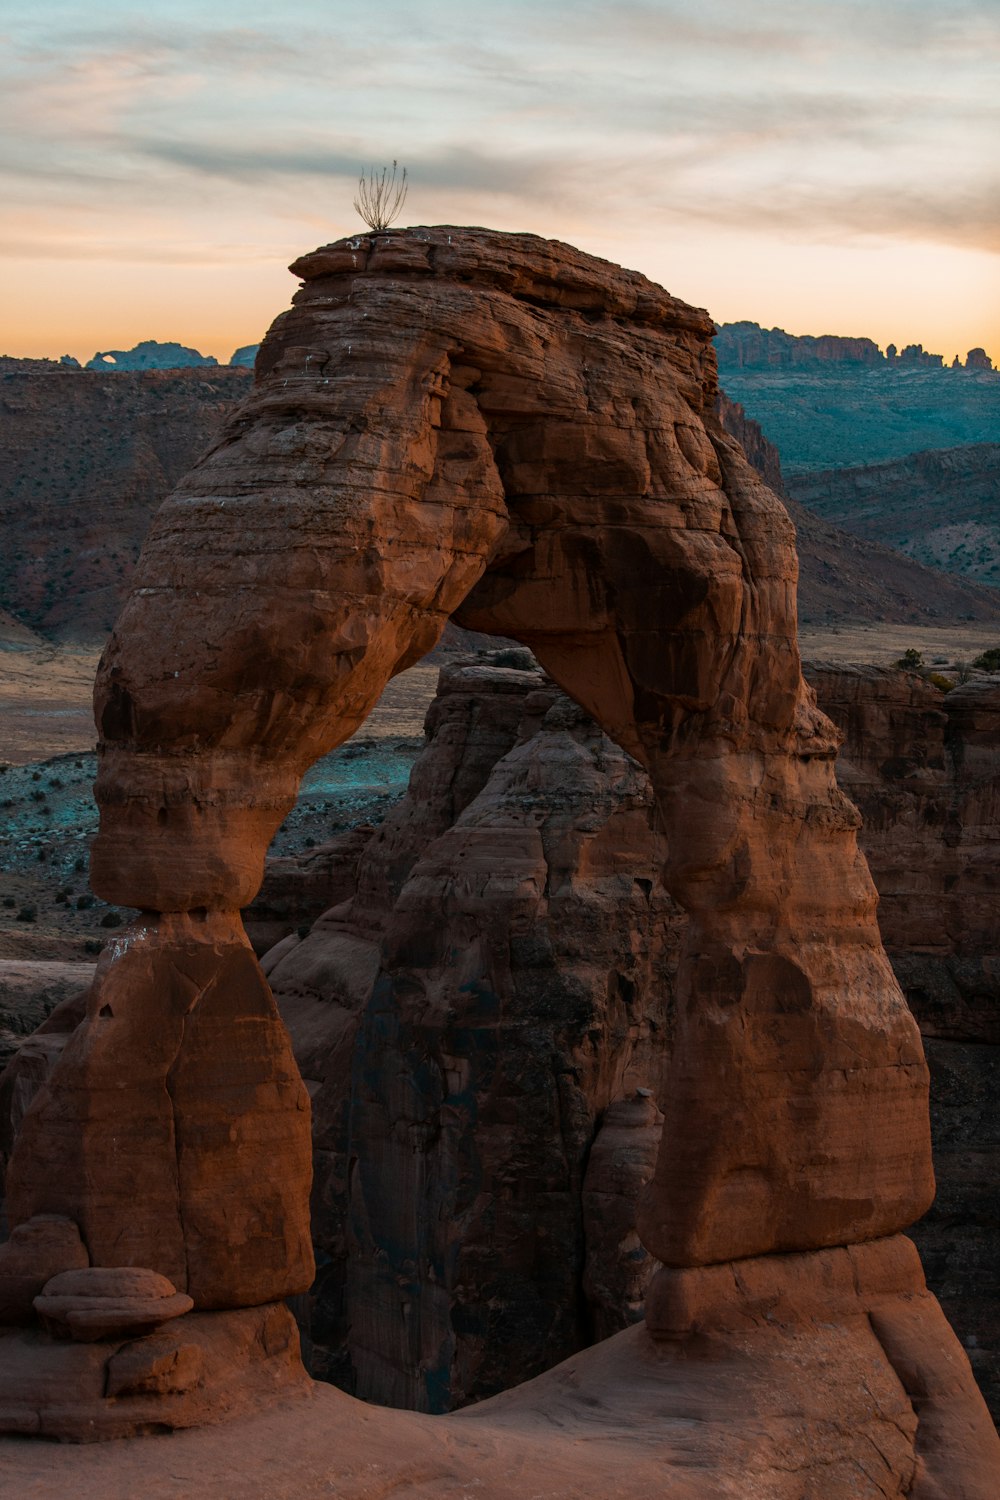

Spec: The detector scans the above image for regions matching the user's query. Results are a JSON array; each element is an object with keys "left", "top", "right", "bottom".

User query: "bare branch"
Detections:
[{"left": 353, "top": 161, "right": 409, "bottom": 232}]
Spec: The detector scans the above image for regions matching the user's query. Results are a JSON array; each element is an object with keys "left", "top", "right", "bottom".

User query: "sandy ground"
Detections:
[
  {"left": 0, "top": 646, "right": 101, "bottom": 766},
  {"left": 5, "top": 628, "right": 1000, "bottom": 771},
  {"left": 798, "top": 619, "right": 1000, "bottom": 667},
  {"left": 0, "top": 649, "right": 442, "bottom": 767}
]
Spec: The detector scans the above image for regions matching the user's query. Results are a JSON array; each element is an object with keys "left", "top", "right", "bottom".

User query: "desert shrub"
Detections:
[
  {"left": 894, "top": 648, "right": 924, "bottom": 671},
  {"left": 925, "top": 672, "right": 955, "bottom": 692},
  {"left": 354, "top": 161, "right": 408, "bottom": 231},
  {"left": 16, "top": 906, "right": 37, "bottom": 923},
  {"left": 972, "top": 646, "right": 1000, "bottom": 672},
  {"left": 99, "top": 910, "right": 122, "bottom": 928}
]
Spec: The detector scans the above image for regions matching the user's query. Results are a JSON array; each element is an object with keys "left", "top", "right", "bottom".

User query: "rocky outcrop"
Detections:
[
  {"left": 715, "top": 322, "right": 886, "bottom": 369},
  {"left": 715, "top": 395, "right": 1000, "bottom": 622},
  {"left": 806, "top": 664, "right": 1000, "bottom": 1416},
  {"left": 270, "top": 658, "right": 676, "bottom": 1406},
  {"left": 2, "top": 225, "right": 992, "bottom": 1481},
  {"left": 3, "top": 353, "right": 996, "bottom": 651},
  {"left": 717, "top": 360, "right": 1000, "bottom": 472},
  {"left": 85, "top": 342, "right": 219, "bottom": 372}
]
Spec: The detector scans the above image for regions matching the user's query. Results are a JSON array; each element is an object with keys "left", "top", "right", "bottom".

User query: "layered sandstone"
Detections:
[
  {"left": 71, "top": 228, "right": 932, "bottom": 1275},
  {"left": 2, "top": 226, "right": 991, "bottom": 1478},
  {"left": 270, "top": 658, "right": 676, "bottom": 1405},
  {"left": 807, "top": 663, "right": 1000, "bottom": 1414}
]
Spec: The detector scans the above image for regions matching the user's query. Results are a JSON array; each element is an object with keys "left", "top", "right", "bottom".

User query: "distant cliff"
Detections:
[
  {"left": 788, "top": 444, "right": 1000, "bottom": 589},
  {"left": 85, "top": 340, "right": 219, "bottom": 372},
  {"left": 1, "top": 365, "right": 997, "bottom": 646},
  {"left": 0, "top": 367, "right": 252, "bottom": 641},
  {"left": 716, "top": 322, "right": 994, "bottom": 374}
]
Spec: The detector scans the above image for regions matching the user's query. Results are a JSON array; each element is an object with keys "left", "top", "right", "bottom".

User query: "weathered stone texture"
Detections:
[
  {"left": 271, "top": 659, "right": 676, "bottom": 1407},
  {"left": 0, "top": 227, "right": 986, "bottom": 1474}
]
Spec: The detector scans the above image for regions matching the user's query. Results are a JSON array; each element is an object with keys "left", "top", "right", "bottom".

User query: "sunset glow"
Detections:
[{"left": 2, "top": 0, "right": 997, "bottom": 362}]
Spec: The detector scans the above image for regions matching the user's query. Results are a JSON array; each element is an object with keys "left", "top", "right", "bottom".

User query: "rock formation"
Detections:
[
  {"left": 716, "top": 344, "right": 1000, "bottom": 472},
  {"left": 808, "top": 663, "right": 1000, "bottom": 1416},
  {"left": 3, "top": 343, "right": 997, "bottom": 651},
  {"left": 715, "top": 395, "right": 1000, "bottom": 622},
  {"left": 85, "top": 341, "right": 219, "bottom": 372},
  {"left": 1, "top": 227, "right": 996, "bottom": 1489},
  {"left": 788, "top": 443, "right": 1000, "bottom": 589},
  {"left": 715, "top": 322, "right": 886, "bottom": 369},
  {"left": 269, "top": 656, "right": 675, "bottom": 1405}
]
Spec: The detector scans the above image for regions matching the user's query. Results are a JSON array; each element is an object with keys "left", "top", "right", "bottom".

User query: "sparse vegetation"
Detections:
[
  {"left": 894, "top": 648, "right": 925, "bottom": 671},
  {"left": 353, "top": 161, "right": 408, "bottom": 232},
  {"left": 972, "top": 647, "right": 1000, "bottom": 672}
]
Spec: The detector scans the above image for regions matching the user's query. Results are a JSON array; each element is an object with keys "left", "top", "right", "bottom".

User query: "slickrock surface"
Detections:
[
  {"left": 1, "top": 1241, "right": 996, "bottom": 1498},
  {"left": 271, "top": 658, "right": 676, "bottom": 1405}
]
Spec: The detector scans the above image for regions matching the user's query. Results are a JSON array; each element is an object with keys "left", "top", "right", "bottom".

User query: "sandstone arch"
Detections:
[{"left": 6, "top": 228, "right": 935, "bottom": 1309}]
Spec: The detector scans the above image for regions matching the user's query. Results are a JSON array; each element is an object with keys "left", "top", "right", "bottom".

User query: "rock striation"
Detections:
[
  {"left": 270, "top": 656, "right": 675, "bottom": 1405},
  {"left": 807, "top": 663, "right": 1000, "bottom": 1416},
  {"left": 1, "top": 226, "right": 995, "bottom": 1483}
]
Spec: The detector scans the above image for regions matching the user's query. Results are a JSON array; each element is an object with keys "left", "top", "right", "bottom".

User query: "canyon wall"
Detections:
[{"left": 0, "top": 367, "right": 251, "bottom": 641}]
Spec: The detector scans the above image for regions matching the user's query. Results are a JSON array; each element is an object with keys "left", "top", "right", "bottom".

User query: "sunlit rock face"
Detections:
[{"left": 6, "top": 229, "right": 988, "bottom": 1486}]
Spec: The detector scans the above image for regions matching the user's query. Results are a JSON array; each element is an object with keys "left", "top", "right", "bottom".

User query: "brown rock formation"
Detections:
[
  {"left": 806, "top": 663, "right": 1000, "bottom": 1416},
  {"left": 271, "top": 658, "right": 675, "bottom": 1405},
  {"left": 2, "top": 226, "right": 991, "bottom": 1478},
  {"left": 0, "top": 1215, "right": 89, "bottom": 1324},
  {"left": 715, "top": 322, "right": 886, "bottom": 369}
]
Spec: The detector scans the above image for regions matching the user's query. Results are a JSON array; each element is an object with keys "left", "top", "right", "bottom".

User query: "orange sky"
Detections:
[{"left": 2, "top": 1, "right": 998, "bottom": 364}]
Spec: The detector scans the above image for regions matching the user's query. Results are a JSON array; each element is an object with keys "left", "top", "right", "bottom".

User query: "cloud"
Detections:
[{"left": 1, "top": 0, "right": 997, "bottom": 267}]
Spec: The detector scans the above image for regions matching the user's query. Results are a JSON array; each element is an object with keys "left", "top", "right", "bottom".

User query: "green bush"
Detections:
[
  {"left": 972, "top": 647, "right": 1000, "bottom": 672},
  {"left": 893, "top": 648, "right": 924, "bottom": 671}
]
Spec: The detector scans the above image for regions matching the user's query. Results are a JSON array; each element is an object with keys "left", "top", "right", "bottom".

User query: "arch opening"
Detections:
[{"left": 5, "top": 226, "right": 932, "bottom": 1314}]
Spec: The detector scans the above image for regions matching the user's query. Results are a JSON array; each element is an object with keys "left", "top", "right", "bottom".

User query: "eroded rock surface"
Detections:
[
  {"left": 808, "top": 663, "right": 1000, "bottom": 1419},
  {"left": 2, "top": 226, "right": 989, "bottom": 1475},
  {"left": 271, "top": 658, "right": 676, "bottom": 1406}
]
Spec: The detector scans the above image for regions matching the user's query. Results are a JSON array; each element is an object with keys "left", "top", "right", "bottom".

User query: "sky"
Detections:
[{"left": 1, "top": 0, "right": 998, "bottom": 364}]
